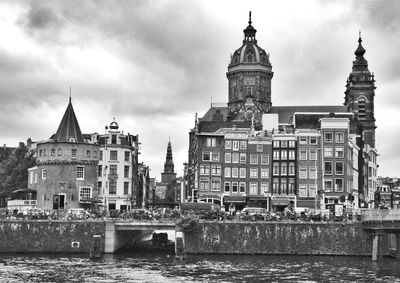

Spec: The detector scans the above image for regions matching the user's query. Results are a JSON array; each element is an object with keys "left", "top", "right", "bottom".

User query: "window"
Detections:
[
  {"left": 281, "top": 150, "right": 287, "bottom": 160},
  {"left": 225, "top": 140, "right": 232, "bottom": 149},
  {"left": 281, "top": 140, "right": 288, "bottom": 147},
  {"left": 309, "top": 185, "right": 316, "bottom": 197},
  {"left": 51, "top": 149, "right": 55, "bottom": 156},
  {"left": 325, "top": 179, "right": 333, "bottom": 192},
  {"left": 273, "top": 162, "right": 280, "bottom": 176},
  {"left": 261, "top": 167, "right": 269, "bottom": 178},
  {"left": 211, "top": 152, "right": 219, "bottom": 162},
  {"left": 299, "top": 136, "right": 307, "bottom": 144},
  {"left": 39, "top": 150, "right": 42, "bottom": 157},
  {"left": 211, "top": 165, "right": 221, "bottom": 176},
  {"left": 34, "top": 172, "right": 38, "bottom": 184},
  {"left": 43, "top": 149, "right": 46, "bottom": 156},
  {"left": 324, "top": 132, "right": 333, "bottom": 142},
  {"left": 207, "top": 137, "right": 217, "bottom": 147},
  {"left": 232, "top": 153, "right": 239, "bottom": 163},
  {"left": 124, "top": 166, "right": 130, "bottom": 178},
  {"left": 109, "top": 181, "right": 117, "bottom": 194},
  {"left": 199, "top": 177, "right": 210, "bottom": 191},
  {"left": 261, "top": 182, "right": 270, "bottom": 194},
  {"left": 324, "top": 146, "right": 333, "bottom": 157},
  {"left": 232, "top": 167, "right": 239, "bottom": 178},
  {"left": 288, "top": 150, "right": 295, "bottom": 160},
  {"left": 299, "top": 149, "right": 307, "bottom": 160},
  {"left": 30, "top": 172, "right": 34, "bottom": 184},
  {"left": 42, "top": 169, "right": 47, "bottom": 180},
  {"left": 211, "top": 178, "right": 221, "bottom": 191},
  {"left": 100, "top": 151, "right": 103, "bottom": 161},
  {"left": 335, "top": 146, "right": 344, "bottom": 158},
  {"left": 309, "top": 149, "right": 317, "bottom": 160},
  {"left": 109, "top": 165, "right": 117, "bottom": 175},
  {"left": 224, "top": 182, "right": 231, "bottom": 192},
  {"left": 250, "top": 168, "right": 258, "bottom": 178},
  {"left": 288, "top": 179, "right": 295, "bottom": 194},
  {"left": 200, "top": 164, "right": 210, "bottom": 175},
  {"left": 335, "top": 178, "right": 343, "bottom": 191},
  {"left": 335, "top": 162, "right": 344, "bottom": 175},
  {"left": 324, "top": 162, "right": 332, "bottom": 175},
  {"left": 299, "top": 184, "right": 307, "bottom": 197},
  {"left": 273, "top": 179, "right": 279, "bottom": 194},
  {"left": 289, "top": 140, "right": 295, "bottom": 148},
  {"left": 240, "top": 141, "right": 247, "bottom": 150},
  {"left": 225, "top": 167, "right": 231, "bottom": 178},
  {"left": 98, "top": 165, "right": 102, "bottom": 177},
  {"left": 335, "top": 132, "right": 344, "bottom": 143},
  {"left": 124, "top": 182, "right": 129, "bottom": 195},
  {"left": 273, "top": 150, "right": 280, "bottom": 160},
  {"left": 239, "top": 182, "right": 246, "bottom": 193},
  {"left": 281, "top": 163, "right": 287, "bottom": 176},
  {"left": 273, "top": 140, "right": 280, "bottom": 147},
  {"left": 240, "top": 153, "right": 246, "bottom": 164},
  {"left": 299, "top": 166, "right": 307, "bottom": 179},
  {"left": 261, "top": 154, "right": 269, "bottom": 165},
  {"left": 111, "top": 135, "right": 117, "bottom": 144},
  {"left": 256, "top": 144, "right": 263, "bottom": 152},
  {"left": 309, "top": 166, "right": 317, "bottom": 179},
  {"left": 202, "top": 152, "right": 211, "bottom": 161},
  {"left": 225, "top": 153, "right": 231, "bottom": 163},
  {"left": 72, "top": 149, "right": 77, "bottom": 157},
  {"left": 280, "top": 179, "right": 287, "bottom": 195},
  {"left": 77, "top": 166, "right": 84, "bottom": 180},
  {"left": 125, "top": 151, "right": 130, "bottom": 161},
  {"left": 250, "top": 154, "right": 258, "bottom": 164},
  {"left": 310, "top": 137, "right": 317, "bottom": 145},
  {"left": 79, "top": 187, "right": 92, "bottom": 201},
  {"left": 97, "top": 181, "right": 102, "bottom": 194},
  {"left": 58, "top": 149, "right": 62, "bottom": 156},
  {"left": 93, "top": 151, "right": 97, "bottom": 158},
  {"left": 233, "top": 141, "right": 239, "bottom": 151},
  {"left": 232, "top": 182, "right": 238, "bottom": 193},
  {"left": 288, "top": 162, "right": 295, "bottom": 176},
  {"left": 250, "top": 182, "right": 258, "bottom": 195},
  {"left": 358, "top": 98, "right": 366, "bottom": 119},
  {"left": 110, "top": 150, "right": 118, "bottom": 160},
  {"left": 86, "top": 150, "right": 90, "bottom": 157},
  {"left": 240, "top": 168, "right": 247, "bottom": 178}
]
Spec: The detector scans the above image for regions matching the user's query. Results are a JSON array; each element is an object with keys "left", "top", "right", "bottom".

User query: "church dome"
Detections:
[
  {"left": 109, "top": 119, "right": 119, "bottom": 130},
  {"left": 228, "top": 12, "right": 271, "bottom": 67}
]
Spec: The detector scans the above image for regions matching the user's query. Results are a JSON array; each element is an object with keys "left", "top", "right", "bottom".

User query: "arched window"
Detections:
[
  {"left": 358, "top": 97, "right": 367, "bottom": 119},
  {"left": 246, "top": 50, "right": 254, "bottom": 62}
]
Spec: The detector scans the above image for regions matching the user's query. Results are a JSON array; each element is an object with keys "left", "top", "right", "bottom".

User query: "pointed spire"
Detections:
[
  {"left": 355, "top": 31, "right": 366, "bottom": 57},
  {"left": 248, "top": 11, "right": 252, "bottom": 25},
  {"left": 69, "top": 86, "right": 72, "bottom": 104},
  {"left": 53, "top": 98, "right": 84, "bottom": 143}
]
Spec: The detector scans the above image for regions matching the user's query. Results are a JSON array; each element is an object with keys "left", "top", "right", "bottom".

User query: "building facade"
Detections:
[{"left": 187, "top": 13, "right": 378, "bottom": 212}]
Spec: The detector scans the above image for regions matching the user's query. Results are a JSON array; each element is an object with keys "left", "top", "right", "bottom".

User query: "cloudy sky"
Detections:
[{"left": 1, "top": 0, "right": 400, "bottom": 179}]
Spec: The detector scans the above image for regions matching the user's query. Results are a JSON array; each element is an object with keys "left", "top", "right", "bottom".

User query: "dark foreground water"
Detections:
[{"left": 1, "top": 253, "right": 400, "bottom": 282}]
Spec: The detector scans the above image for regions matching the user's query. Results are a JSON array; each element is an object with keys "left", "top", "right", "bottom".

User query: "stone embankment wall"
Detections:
[
  {"left": 0, "top": 220, "right": 105, "bottom": 253},
  {"left": 185, "top": 221, "right": 374, "bottom": 256}
]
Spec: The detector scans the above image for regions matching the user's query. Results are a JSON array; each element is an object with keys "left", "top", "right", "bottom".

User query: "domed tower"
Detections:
[
  {"left": 344, "top": 33, "right": 376, "bottom": 147},
  {"left": 227, "top": 11, "right": 273, "bottom": 114}
]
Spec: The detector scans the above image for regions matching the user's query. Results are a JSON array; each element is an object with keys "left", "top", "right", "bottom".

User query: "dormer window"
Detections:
[{"left": 69, "top": 138, "right": 76, "bottom": 143}]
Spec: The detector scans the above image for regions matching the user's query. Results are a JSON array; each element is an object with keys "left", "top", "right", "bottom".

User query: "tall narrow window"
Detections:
[{"left": 77, "top": 166, "right": 84, "bottom": 180}]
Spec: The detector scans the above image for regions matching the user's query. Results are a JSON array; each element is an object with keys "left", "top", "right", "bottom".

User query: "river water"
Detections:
[{"left": 0, "top": 253, "right": 400, "bottom": 282}]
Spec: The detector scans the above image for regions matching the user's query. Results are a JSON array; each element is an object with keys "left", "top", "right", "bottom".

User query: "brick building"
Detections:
[{"left": 186, "top": 13, "right": 378, "bottom": 212}]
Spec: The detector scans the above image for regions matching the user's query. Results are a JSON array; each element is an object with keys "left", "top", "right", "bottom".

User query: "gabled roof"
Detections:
[
  {"left": 53, "top": 99, "right": 84, "bottom": 143},
  {"left": 269, "top": 105, "right": 349, "bottom": 124}
]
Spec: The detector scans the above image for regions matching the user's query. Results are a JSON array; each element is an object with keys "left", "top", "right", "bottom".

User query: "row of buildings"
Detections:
[{"left": 184, "top": 13, "right": 379, "bottom": 212}]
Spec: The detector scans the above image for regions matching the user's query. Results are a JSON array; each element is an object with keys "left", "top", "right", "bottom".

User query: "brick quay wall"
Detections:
[
  {"left": 0, "top": 220, "right": 377, "bottom": 256},
  {"left": 185, "top": 221, "right": 374, "bottom": 256},
  {"left": 0, "top": 220, "right": 105, "bottom": 253}
]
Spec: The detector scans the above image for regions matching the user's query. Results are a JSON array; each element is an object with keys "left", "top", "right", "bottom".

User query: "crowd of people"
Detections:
[{"left": 0, "top": 206, "right": 362, "bottom": 222}]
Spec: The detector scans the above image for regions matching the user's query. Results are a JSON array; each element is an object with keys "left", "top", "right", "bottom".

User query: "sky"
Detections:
[{"left": 1, "top": 0, "right": 400, "bottom": 179}]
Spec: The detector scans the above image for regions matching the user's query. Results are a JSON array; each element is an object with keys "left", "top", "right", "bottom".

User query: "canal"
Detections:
[{"left": 1, "top": 253, "right": 400, "bottom": 282}]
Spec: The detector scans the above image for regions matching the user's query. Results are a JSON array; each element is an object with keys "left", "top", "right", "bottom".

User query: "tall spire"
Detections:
[
  {"left": 243, "top": 10, "right": 257, "bottom": 43},
  {"left": 53, "top": 98, "right": 84, "bottom": 143},
  {"left": 161, "top": 140, "right": 176, "bottom": 183}
]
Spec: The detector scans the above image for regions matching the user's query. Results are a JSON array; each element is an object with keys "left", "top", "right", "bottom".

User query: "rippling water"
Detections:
[{"left": 1, "top": 253, "right": 400, "bottom": 282}]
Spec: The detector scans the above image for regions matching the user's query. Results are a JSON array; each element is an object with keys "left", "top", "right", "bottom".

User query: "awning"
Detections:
[
  {"left": 297, "top": 199, "right": 315, "bottom": 208},
  {"left": 271, "top": 199, "right": 290, "bottom": 206},
  {"left": 11, "top": 189, "right": 37, "bottom": 194},
  {"left": 223, "top": 196, "right": 246, "bottom": 203},
  {"left": 248, "top": 197, "right": 269, "bottom": 201}
]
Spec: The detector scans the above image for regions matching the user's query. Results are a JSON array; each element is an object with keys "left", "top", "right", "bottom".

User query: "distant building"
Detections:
[
  {"left": 187, "top": 13, "right": 378, "bottom": 212},
  {"left": 95, "top": 119, "right": 139, "bottom": 211},
  {"left": 29, "top": 98, "right": 100, "bottom": 210}
]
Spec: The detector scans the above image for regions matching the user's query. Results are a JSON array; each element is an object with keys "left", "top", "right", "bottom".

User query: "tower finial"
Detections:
[
  {"left": 358, "top": 30, "right": 362, "bottom": 42},
  {"left": 69, "top": 86, "right": 71, "bottom": 103},
  {"left": 249, "top": 11, "right": 252, "bottom": 25}
]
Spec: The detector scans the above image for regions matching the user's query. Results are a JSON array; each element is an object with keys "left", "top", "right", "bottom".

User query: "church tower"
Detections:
[
  {"left": 161, "top": 140, "right": 176, "bottom": 184},
  {"left": 344, "top": 34, "right": 376, "bottom": 147},
  {"left": 227, "top": 12, "right": 273, "bottom": 114}
]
